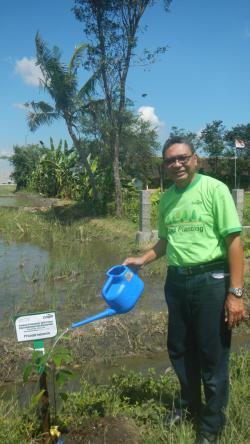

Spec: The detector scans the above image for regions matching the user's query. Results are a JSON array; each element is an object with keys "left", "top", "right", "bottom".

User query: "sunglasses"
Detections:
[{"left": 163, "top": 154, "right": 193, "bottom": 168}]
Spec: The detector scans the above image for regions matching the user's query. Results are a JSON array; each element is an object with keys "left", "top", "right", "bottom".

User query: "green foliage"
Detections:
[
  {"left": 23, "top": 344, "right": 74, "bottom": 409},
  {"left": 24, "top": 117, "right": 160, "bottom": 211},
  {"left": 122, "top": 177, "right": 139, "bottom": 223},
  {"left": 110, "top": 368, "right": 173, "bottom": 406},
  {"left": 21, "top": 110, "right": 161, "bottom": 206},
  {"left": 243, "top": 193, "right": 250, "bottom": 225},
  {"left": 10, "top": 144, "right": 44, "bottom": 190},
  {"left": 29, "top": 35, "right": 93, "bottom": 129},
  {"left": 150, "top": 188, "right": 161, "bottom": 229},
  {"left": 28, "top": 141, "right": 84, "bottom": 198},
  {"left": 30, "top": 389, "right": 46, "bottom": 408},
  {"left": 119, "top": 113, "right": 160, "bottom": 184},
  {"left": 199, "top": 156, "right": 250, "bottom": 190},
  {"left": 80, "top": 104, "right": 161, "bottom": 204},
  {"left": 24, "top": 344, "right": 74, "bottom": 381},
  {"left": 51, "top": 345, "right": 73, "bottom": 368},
  {"left": 10, "top": 137, "right": 108, "bottom": 201},
  {"left": 199, "top": 120, "right": 226, "bottom": 157},
  {"left": 242, "top": 193, "right": 250, "bottom": 255}
]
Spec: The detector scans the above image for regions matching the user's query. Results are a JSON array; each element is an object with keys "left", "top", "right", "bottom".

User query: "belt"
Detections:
[{"left": 169, "top": 260, "right": 228, "bottom": 276}]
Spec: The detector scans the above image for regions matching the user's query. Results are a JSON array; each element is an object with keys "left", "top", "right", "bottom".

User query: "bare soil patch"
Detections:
[{"left": 63, "top": 416, "right": 142, "bottom": 444}]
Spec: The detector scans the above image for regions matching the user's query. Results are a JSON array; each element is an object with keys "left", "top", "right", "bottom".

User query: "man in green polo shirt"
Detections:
[{"left": 123, "top": 137, "right": 246, "bottom": 444}]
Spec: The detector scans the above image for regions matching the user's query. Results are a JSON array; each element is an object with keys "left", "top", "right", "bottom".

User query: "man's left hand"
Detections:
[{"left": 224, "top": 293, "right": 247, "bottom": 329}]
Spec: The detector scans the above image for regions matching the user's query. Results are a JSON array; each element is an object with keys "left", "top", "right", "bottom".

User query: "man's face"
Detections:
[{"left": 163, "top": 143, "right": 197, "bottom": 188}]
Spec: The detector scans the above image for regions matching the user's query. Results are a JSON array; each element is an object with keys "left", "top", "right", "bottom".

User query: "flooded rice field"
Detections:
[
  {"left": 0, "top": 236, "right": 166, "bottom": 338},
  {"left": 0, "top": 234, "right": 249, "bottom": 361}
]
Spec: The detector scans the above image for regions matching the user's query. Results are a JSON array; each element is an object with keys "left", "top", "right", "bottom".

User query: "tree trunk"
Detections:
[
  {"left": 81, "top": 2, "right": 149, "bottom": 215},
  {"left": 39, "top": 370, "right": 50, "bottom": 444},
  {"left": 113, "top": 131, "right": 122, "bottom": 217}
]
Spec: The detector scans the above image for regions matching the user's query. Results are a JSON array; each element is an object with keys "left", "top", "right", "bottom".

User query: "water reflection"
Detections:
[
  {"left": 0, "top": 197, "right": 19, "bottom": 207},
  {"left": 0, "top": 240, "right": 48, "bottom": 323}
]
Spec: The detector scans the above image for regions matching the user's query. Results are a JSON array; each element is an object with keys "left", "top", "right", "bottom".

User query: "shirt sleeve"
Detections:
[{"left": 213, "top": 184, "right": 242, "bottom": 237}]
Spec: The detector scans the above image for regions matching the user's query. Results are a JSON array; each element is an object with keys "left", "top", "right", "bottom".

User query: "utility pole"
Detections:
[{"left": 234, "top": 144, "right": 237, "bottom": 188}]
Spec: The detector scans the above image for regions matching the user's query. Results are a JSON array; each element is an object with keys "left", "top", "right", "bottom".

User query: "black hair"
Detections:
[{"left": 162, "top": 136, "right": 195, "bottom": 158}]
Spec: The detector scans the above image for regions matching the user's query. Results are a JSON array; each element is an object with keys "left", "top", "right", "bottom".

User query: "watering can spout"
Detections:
[{"left": 70, "top": 307, "right": 117, "bottom": 329}]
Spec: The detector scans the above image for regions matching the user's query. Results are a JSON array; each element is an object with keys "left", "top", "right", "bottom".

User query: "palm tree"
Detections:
[{"left": 26, "top": 32, "right": 99, "bottom": 200}]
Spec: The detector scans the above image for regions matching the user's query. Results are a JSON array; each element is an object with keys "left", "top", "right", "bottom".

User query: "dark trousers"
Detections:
[{"left": 164, "top": 266, "right": 231, "bottom": 436}]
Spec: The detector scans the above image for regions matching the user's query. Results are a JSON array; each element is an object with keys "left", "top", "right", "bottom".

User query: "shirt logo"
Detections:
[
  {"left": 166, "top": 208, "right": 204, "bottom": 234},
  {"left": 168, "top": 209, "right": 202, "bottom": 224},
  {"left": 191, "top": 200, "right": 202, "bottom": 205}
]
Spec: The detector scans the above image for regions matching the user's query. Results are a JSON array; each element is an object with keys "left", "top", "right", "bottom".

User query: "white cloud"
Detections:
[
  {"left": 15, "top": 57, "right": 44, "bottom": 86},
  {"left": 138, "top": 106, "right": 164, "bottom": 129},
  {"left": 196, "top": 127, "right": 204, "bottom": 138},
  {"left": 0, "top": 149, "right": 12, "bottom": 156},
  {"left": 12, "top": 102, "right": 30, "bottom": 110}
]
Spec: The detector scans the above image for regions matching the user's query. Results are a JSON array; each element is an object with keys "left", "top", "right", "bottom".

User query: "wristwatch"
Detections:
[{"left": 228, "top": 287, "right": 243, "bottom": 298}]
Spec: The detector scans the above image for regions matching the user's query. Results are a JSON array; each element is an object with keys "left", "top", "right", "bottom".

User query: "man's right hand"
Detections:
[
  {"left": 123, "top": 239, "right": 167, "bottom": 269},
  {"left": 122, "top": 256, "right": 145, "bottom": 268}
]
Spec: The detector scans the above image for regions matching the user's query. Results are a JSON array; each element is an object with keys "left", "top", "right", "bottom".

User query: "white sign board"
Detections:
[{"left": 15, "top": 312, "right": 57, "bottom": 342}]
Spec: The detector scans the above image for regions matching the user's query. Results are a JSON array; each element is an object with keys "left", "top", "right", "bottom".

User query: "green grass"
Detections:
[
  {"left": 242, "top": 193, "right": 250, "bottom": 255},
  {"left": 0, "top": 206, "right": 136, "bottom": 246},
  {"left": 0, "top": 400, "right": 40, "bottom": 444},
  {"left": 243, "top": 192, "right": 250, "bottom": 226},
  {"left": 0, "top": 350, "right": 249, "bottom": 443},
  {"left": 0, "top": 184, "right": 16, "bottom": 196},
  {"left": 61, "top": 350, "right": 250, "bottom": 443}
]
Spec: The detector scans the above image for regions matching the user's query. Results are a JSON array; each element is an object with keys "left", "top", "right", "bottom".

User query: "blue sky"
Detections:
[{"left": 1, "top": 0, "right": 250, "bottom": 156}]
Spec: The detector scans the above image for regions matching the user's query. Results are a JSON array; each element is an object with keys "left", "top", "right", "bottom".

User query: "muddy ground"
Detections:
[{"left": 62, "top": 416, "right": 142, "bottom": 444}]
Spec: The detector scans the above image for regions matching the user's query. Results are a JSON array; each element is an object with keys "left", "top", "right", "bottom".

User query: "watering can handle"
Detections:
[{"left": 101, "top": 276, "right": 113, "bottom": 295}]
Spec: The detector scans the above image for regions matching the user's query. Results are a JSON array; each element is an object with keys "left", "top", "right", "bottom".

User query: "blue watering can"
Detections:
[{"left": 70, "top": 265, "right": 144, "bottom": 329}]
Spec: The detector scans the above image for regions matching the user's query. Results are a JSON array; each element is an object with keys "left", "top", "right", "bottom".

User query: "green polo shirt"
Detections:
[{"left": 158, "top": 174, "right": 242, "bottom": 266}]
